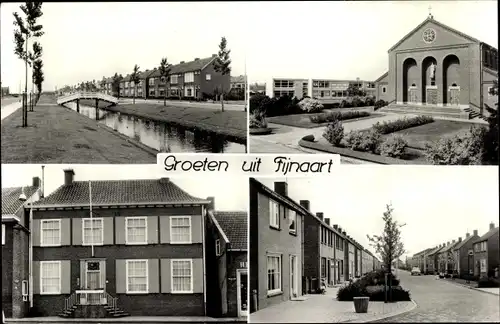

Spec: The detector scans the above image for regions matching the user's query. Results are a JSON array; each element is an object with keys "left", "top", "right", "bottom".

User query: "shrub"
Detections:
[
  {"left": 344, "top": 130, "right": 381, "bottom": 153},
  {"left": 298, "top": 98, "right": 324, "bottom": 113},
  {"left": 309, "top": 111, "right": 370, "bottom": 124},
  {"left": 302, "top": 134, "right": 315, "bottom": 142},
  {"left": 340, "top": 100, "right": 352, "bottom": 108},
  {"left": 360, "top": 270, "right": 400, "bottom": 287},
  {"left": 365, "top": 97, "right": 376, "bottom": 107},
  {"left": 249, "top": 110, "right": 268, "bottom": 128},
  {"left": 351, "top": 97, "right": 365, "bottom": 108},
  {"left": 323, "top": 120, "right": 344, "bottom": 146},
  {"left": 461, "top": 274, "right": 479, "bottom": 282},
  {"left": 372, "top": 115, "right": 434, "bottom": 134},
  {"left": 374, "top": 100, "right": 388, "bottom": 110},
  {"left": 424, "top": 126, "right": 486, "bottom": 165},
  {"left": 365, "top": 285, "right": 412, "bottom": 302},
  {"left": 379, "top": 134, "right": 409, "bottom": 158},
  {"left": 337, "top": 281, "right": 367, "bottom": 301},
  {"left": 477, "top": 277, "right": 500, "bottom": 288}
]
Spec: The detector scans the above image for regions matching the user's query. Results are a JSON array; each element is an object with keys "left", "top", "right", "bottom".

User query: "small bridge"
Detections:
[{"left": 56, "top": 92, "right": 119, "bottom": 106}]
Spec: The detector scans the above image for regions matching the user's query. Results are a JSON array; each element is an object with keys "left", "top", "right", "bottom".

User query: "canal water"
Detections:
[{"left": 65, "top": 102, "right": 246, "bottom": 153}]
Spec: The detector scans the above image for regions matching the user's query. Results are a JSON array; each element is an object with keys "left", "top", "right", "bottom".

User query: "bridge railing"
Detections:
[{"left": 56, "top": 91, "right": 118, "bottom": 105}]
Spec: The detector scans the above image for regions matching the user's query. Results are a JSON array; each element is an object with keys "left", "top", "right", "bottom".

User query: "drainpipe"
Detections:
[{"left": 201, "top": 204, "right": 207, "bottom": 316}]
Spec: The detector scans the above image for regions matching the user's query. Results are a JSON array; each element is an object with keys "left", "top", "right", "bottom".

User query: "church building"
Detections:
[{"left": 375, "top": 13, "right": 498, "bottom": 118}]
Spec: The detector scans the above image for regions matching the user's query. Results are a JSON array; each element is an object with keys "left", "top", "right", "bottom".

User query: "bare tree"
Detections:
[
  {"left": 130, "top": 65, "right": 141, "bottom": 104},
  {"left": 159, "top": 58, "right": 172, "bottom": 106},
  {"left": 213, "top": 36, "right": 231, "bottom": 112}
]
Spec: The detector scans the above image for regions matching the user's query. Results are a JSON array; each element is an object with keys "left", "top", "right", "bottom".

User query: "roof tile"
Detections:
[
  {"left": 2, "top": 186, "right": 38, "bottom": 215},
  {"left": 213, "top": 211, "right": 247, "bottom": 250}
]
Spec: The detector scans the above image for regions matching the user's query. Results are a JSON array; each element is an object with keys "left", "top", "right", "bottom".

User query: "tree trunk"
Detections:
[
  {"left": 164, "top": 85, "right": 166, "bottom": 106},
  {"left": 133, "top": 88, "right": 136, "bottom": 105},
  {"left": 24, "top": 35, "right": 28, "bottom": 127},
  {"left": 220, "top": 85, "right": 225, "bottom": 112}
]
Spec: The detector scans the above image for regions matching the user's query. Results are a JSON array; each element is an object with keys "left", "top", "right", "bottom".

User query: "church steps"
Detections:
[
  {"left": 382, "top": 106, "right": 469, "bottom": 119},
  {"left": 387, "top": 104, "right": 463, "bottom": 114}
]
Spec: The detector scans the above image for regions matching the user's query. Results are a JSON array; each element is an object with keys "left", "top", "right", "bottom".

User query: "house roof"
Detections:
[
  {"left": 211, "top": 211, "right": 247, "bottom": 250},
  {"left": 231, "top": 75, "right": 247, "bottom": 83},
  {"left": 440, "top": 241, "right": 460, "bottom": 254},
  {"left": 121, "top": 74, "right": 131, "bottom": 82},
  {"left": 389, "top": 16, "right": 480, "bottom": 52},
  {"left": 426, "top": 245, "right": 445, "bottom": 256},
  {"left": 138, "top": 70, "right": 155, "bottom": 80},
  {"left": 413, "top": 248, "right": 432, "bottom": 257},
  {"left": 2, "top": 186, "right": 38, "bottom": 215},
  {"left": 374, "top": 72, "right": 388, "bottom": 83},
  {"left": 32, "top": 179, "right": 207, "bottom": 208},
  {"left": 170, "top": 56, "right": 216, "bottom": 74},
  {"left": 453, "top": 235, "right": 476, "bottom": 250},
  {"left": 475, "top": 227, "right": 499, "bottom": 243}
]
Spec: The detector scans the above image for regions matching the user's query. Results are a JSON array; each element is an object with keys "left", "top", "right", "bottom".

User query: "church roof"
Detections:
[
  {"left": 389, "top": 16, "right": 480, "bottom": 52},
  {"left": 374, "top": 72, "right": 388, "bottom": 83}
]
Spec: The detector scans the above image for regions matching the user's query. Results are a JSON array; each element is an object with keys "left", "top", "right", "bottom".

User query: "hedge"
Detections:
[
  {"left": 372, "top": 115, "right": 434, "bottom": 134},
  {"left": 309, "top": 110, "right": 370, "bottom": 124}
]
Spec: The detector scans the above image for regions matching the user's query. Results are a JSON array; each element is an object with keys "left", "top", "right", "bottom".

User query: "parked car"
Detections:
[{"left": 411, "top": 267, "right": 422, "bottom": 276}]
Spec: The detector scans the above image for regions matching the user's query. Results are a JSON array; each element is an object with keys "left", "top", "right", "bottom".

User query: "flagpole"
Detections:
[
  {"left": 29, "top": 200, "right": 33, "bottom": 308},
  {"left": 89, "top": 180, "right": 94, "bottom": 257}
]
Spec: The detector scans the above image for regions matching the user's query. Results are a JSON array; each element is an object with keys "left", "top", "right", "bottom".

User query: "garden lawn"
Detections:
[
  {"left": 387, "top": 119, "right": 481, "bottom": 150},
  {"left": 268, "top": 111, "right": 384, "bottom": 129}
]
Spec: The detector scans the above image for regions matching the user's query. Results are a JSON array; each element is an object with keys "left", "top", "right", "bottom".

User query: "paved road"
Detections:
[{"left": 374, "top": 271, "right": 500, "bottom": 322}]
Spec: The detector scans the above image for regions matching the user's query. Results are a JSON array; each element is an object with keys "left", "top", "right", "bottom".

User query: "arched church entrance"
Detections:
[
  {"left": 403, "top": 58, "right": 418, "bottom": 103},
  {"left": 421, "top": 56, "right": 437, "bottom": 104},
  {"left": 443, "top": 55, "right": 460, "bottom": 105}
]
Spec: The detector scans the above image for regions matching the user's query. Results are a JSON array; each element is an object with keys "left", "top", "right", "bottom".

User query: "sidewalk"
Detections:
[
  {"left": 250, "top": 288, "right": 416, "bottom": 323},
  {"left": 6, "top": 316, "right": 246, "bottom": 323},
  {"left": 118, "top": 98, "right": 246, "bottom": 111},
  {"left": 1, "top": 104, "right": 156, "bottom": 163},
  {"left": 441, "top": 278, "right": 500, "bottom": 296}
]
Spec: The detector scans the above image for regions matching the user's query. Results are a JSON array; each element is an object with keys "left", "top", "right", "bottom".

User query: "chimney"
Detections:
[
  {"left": 274, "top": 182, "right": 288, "bottom": 197},
  {"left": 447, "top": 241, "right": 450, "bottom": 246},
  {"left": 63, "top": 169, "right": 75, "bottom": 186},
  {"left": 452, "top": 239, "right": 456, "bottom": 244},
  {"left": 316, "top": 212, "right": 324, "bottom": 220},
  {"left": 32, "top": 177, "right": 41, "bottom": 188},
  {"left": 466, "top": 232, "right": 470, "bottom": 238},
  {"left": 325, "top": 218, "right": 330, "bottom": 226},
  {"left": 333, "top": 224, "right": 338, "bottom": 230},
  {"left": 473, "top": 230, "right": 478, "bottom": 236},
  {"left": 338, "top": 227, "right": 342, "bottom": 233},
  {"left": 342, "top": 231, "right": 346, "bottom": 236},
  {"left": 490, "top": 222, "right": 495, "bottom": 230},
  {"left": 159, "top": 177, "right": 170, "bottom": 184},
  {"left": 299, "top": 200, "right": 310, "bottom": 211},
  {"left": 458, "top": 237, "right": 462, "bottom": 242},
  {"left": 194, "top": 58, "right": 200, "bottom": 61},
  {"left": 180, "top": 61, "right": 185, "bottom": 64},
  {"left": 206, "top": 196, "right": 215, "bottom": 211}
]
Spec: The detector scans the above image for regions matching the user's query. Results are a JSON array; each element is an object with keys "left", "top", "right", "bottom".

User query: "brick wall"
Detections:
[{"left": 303, "top": 215, "right": 319, "bottom": 280}]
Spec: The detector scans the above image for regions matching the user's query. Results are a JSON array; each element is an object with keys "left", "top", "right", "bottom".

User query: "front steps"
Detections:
[
  {"left": 382, "top": 103, "right": 470, "bottom": 119},
  {"left": 58, "top": 304, "right": 130, "bottom": 318}
]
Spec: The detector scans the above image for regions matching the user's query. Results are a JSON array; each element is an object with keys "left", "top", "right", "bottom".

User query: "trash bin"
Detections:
[{"left": 353, "top": 297, "right": 370, "bottom": 313}]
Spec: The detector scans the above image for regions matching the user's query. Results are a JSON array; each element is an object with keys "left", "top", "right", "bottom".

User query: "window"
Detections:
[
  {"left": 382, "top": 87, "right": 386, "bottom": 93},
  {"left": 184, "top": 72, "right": 194, "bottom": 83},
  {"left": 149, "top": 78, "right": 155, "bottom": 85},
  {"left": 171, "top": 75, "right": 178, "bottom": 84},
  {"left": 126, "top": 260, "right": 148, "bottom": 293},
  {"left": 288, "top": 210, "right": 296, "bottom": 234},
  {"left": 206, "top": 74, "right": 211, "bottom": 81},
  {"left": 215, "top": 239, "right": 221, "bottom": 256},
  {"left": 340, "top": 260, "right": 344, "bottom": 275},
  {"left": 170, "top": 216, "right": 191, "bottom": 244},
  {"left": 187, "top": 88, "right": 192, "bottom": 97},
  {"left": 126, "top": 217, "right": 147, "bottom": 244},
  {"left": 480, "top": 259, "right": 487, "bottom": 272},
  {"left": 82, "top": 218, "right": 103, "bottom": 245},
  {"left": 40, "top": 261, "right": 61, "bottom": 295},
  {"left": 321, "top": 257, "right": 327, "bottom": 278},
  {"left": 171, "top": 259, "right": 193, "bottom": 293},
  {"left": 267, "top": 255, "right": 281, "bottom": 295},
  {"left": 2, "top": 224, "right": 5, "bottom": 245},
  {"left": 41, "top": 220, "right": 61, "bottom": 246},
  {"left": 269, "top": 200, "right": 279, "bottom": 229}
]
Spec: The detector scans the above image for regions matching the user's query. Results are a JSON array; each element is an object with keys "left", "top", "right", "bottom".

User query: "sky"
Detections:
[
  {"left": 1, "top": 2, "right": 249, "bottom": 92},
  {"left": 1, "top": 164, "right": 247, "bottom": 211},
  {"left": 256, "top": 166, "right": 499, "bottom": 261},
  {"left": 246, "top": 0, "right": 498, "bottom": 83}
]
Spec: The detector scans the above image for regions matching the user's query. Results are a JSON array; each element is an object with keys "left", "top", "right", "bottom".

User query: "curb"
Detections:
[
  {"left": 438, "top": 279, "right": 499, "bottom": 296},
  {"left": 470, "top": 287, "right": 500, "bottom": 296},
  {"left": 345, "top": 299, "right": 418, "bottom": 323}
]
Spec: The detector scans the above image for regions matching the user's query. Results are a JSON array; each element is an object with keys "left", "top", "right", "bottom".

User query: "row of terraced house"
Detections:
[
  {"left": 411, "top": 223, "right": 499, "bottom": 279},
  {"left": 2, "top": 170, "right": 248, "bottom": 319},
  {"left": 249, "top": 178, "right": 382, "bottom": 313},
  {"left": 97, "top": 55, "right": 232, "bottom": 100}
]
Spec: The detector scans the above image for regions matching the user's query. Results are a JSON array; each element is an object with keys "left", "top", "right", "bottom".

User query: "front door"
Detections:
[
  {"left": 449, "top": 87, "right": 460, "bottom": 106},
  {"left": 236, "top": 270, "right": 248, "bottom": 317},
  {"left": 327, "top": 260, "right": 331, "bottom": 286},
  {"left": 290, "top": 255, "right": 298, "bottom": 298},
  {"left": 81, "top": 260, "right": 105, "bottom": 290},
  {"left": 409, "top": 87, "right": 418, "bottom": 104}
]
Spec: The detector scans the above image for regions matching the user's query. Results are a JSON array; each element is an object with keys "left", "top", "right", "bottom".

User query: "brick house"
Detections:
[
  {"left": 2, "top": 178, "right": 42, "bottom": 318},
  {"left": 453, "top": 230, "right": 480, "bottom": 278},
  {"left": 473, "top": 223, "right": 500, "bottom": 278},
  {"left": 249, "top": 178, "right": 304, "bottom": 313},
  {"left": 135, "top": 70, "right": 155, "bottom": 99},
  {"left": 437, "top": 240, "right": 460, "bottom": 273},
  {"left": 205, "top": 198, "right": 247, "bottom": 318},
  {"left": 119, "top": 75, "right": 131, "bottom": 98},
  {"left": 29, "top": 169, "right": 210, "bottom": 318},
  {"left": 424, "top": 244, "right": 445, "bottom": 274},
  {"left": 144, "top": 56, "right": 231, "bottom": 100}
]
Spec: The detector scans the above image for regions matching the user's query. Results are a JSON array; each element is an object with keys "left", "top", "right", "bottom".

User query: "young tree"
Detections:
[
  {"left": 130, "top": 64, "right": 141, "bottom": 104},
  {"left": 213, "top": 36, "right": 232, "bottom": 112},
  {"left": 159, "top": 57, "right": 172, "bottom": 106},
  {"left": 32, "top": 58, "right": 44, "bottom": 103},
  {"left": 112, "top": 73, "right": 123, "bottom": 98},
  {"left": 367, "top": 204, "right": 406, "bottom": 302},
  {"left": 13, "top": 2, "right": 44, "bottom": 127},
  {"left": 100, "top": 77, "right": 106, "bottom": 93}
]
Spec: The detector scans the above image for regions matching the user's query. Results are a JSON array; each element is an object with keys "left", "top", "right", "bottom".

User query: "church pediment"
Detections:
[{"left": 389, "top": 17, "right": 479, "bottom": 52}]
